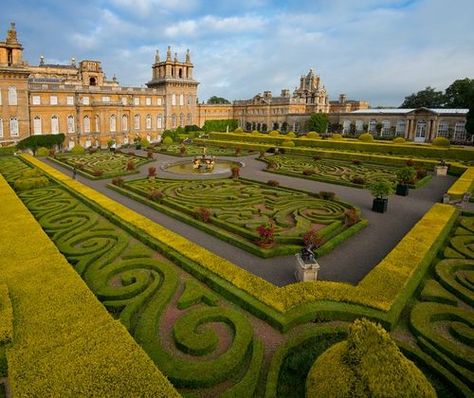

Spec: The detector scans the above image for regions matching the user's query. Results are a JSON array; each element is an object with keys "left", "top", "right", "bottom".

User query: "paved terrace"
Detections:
[{"left": 41, "top": 152, "right": 457, "bottom": 287}]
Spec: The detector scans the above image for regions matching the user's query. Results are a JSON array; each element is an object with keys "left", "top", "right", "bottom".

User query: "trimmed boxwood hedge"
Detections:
[{"left": 0, "top": 172, "right": 180, "bottom": 397}]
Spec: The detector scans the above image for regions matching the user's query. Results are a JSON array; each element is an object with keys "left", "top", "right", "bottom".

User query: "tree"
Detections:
[
  {"left": 17, "top": 133, "right": 65, "bottom": 155},
  {"left": 207, "top": 96, "right": 230, "bottom": 104},
  {"left": 444, "top": 78, "right": 474, "bottom": 136},
  {"left": 305, "top": 113, "right": 329, "bottom": 134},
  {"left": 399, "top": 86, "right": 445, "bottom": 108}
]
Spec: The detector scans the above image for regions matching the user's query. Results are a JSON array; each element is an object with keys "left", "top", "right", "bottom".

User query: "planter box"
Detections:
[
  {"left": 396, "top": 183, "right": 409, "bottom": 196},
  {"left": 434, "top": 165, "right": 448, "bottom": 176},
  {"left": 372, "top": 198, "right": 388, "bottom": 213}
]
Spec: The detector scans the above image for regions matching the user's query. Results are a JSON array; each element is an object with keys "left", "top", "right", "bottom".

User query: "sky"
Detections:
[{"left": 2, "top": 0, "right": 474, "bottom": 106}]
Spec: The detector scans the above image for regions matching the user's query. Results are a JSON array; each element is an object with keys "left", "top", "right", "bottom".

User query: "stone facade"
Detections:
[{"left": 330, "top": 108, "right": 469, "bottom": 142}]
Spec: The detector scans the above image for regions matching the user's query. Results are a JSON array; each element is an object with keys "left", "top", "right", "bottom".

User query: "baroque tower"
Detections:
[{"left": 147, "top": 47, "right": 199, "bottom": 128}]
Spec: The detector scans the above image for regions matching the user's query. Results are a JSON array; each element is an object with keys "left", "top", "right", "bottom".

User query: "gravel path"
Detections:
[{"left": 41, "top": 152, "right": 456, "bottom": 287}]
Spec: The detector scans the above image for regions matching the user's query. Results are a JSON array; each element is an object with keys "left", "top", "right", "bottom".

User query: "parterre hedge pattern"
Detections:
[
  {"left": 157, "top": 143, "right": 255, "bottom": 157},
  {"left": 0, "top": 162, "right": 180, "bottom": 397},
  {"left": 264, "top": 154, "right": 400, "bottom": 187},
  {"left": 4, "top": 155, "right": 472, "bottom": 396},
  {"left": 53, "top": 151, "right": 150, "bottom": 179},
  {"left": 119, "top": 176, "right": 361, "bottom": 257},
  {"left": 408, "top": 215, "right": 474, "bottom": 394}
]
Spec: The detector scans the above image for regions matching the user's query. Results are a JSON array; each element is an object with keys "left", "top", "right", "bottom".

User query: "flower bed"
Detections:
[{"left": 155, "top": 143, "right": 255, "bottom": 157}]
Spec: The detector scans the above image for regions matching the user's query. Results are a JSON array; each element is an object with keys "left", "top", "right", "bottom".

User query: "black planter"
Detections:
[
  {"left": 396, "top": 183, "right": 409, "bottom": 196},
  {"left": 372, "top": 198, "right": 388, "bottom": 213},
  {"left": 135, "top": 144, "right": 142, "bottom": 150}
]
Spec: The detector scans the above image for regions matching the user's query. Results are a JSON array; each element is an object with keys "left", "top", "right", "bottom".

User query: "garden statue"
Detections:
[{"left": 300, "top": 244, "right": 316, "bottom": 263}]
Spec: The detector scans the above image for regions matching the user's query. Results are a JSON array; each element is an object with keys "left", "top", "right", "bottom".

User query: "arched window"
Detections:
[
  {"left": 146, "top": 114, "right": 152, "bottom": 130},
  {"left": 10, "top": 118, "right": 19, "bottom": 137},
  {"left": 51, "top": 115, "right": 59, "bottom": 134},
  {"left": 121, "top": 115, "right": 128, "bottom": 131},
  {"left": 134, "top": 114, "right": 140, "bottom": 130},
  {"left": 8, "top": 87, "right": 17, "bottom": 106},
  {"left": 110, "top": 114, "right": 116, "bottom": 132},
  {"left": 179, "top": 94, "right": 184, "bottom": 106},
  {"left": 83, "top": 116, "right": 90, "bottom": 133},
  {"left": 171, "top": 114, "right": 177, "bottom": 128},
  {"left": 94, "top": 115, "right": 100, "bottom": 132},
  {"left": 157, "top": 115, "right": 163, "bottom": 129},
  {"left": 33, "top": 116, "right": 42, "bottom": 135},
  {"left": 342, "top": 120, "right": 351, "bottom": 133},
  {"left": 67, "top": 115, "right": 75, "bottom": 134},
  {"left": 369, "top": 120, "right": 377, "bottom": 133},
  {"left": 178, "top": 68, "right": 182, "bottom": 78},
  {"left": 89, "top": 77, "right": 97, "bottom": 86},
  {"left": 179, "top": 113, "right": 184, "bottom": 127},
  {"left": 0, "top": 119, "right": 3, "bottom": 138},
  {"left": 187, "top": 113, "right": 192, "bottom": 125},
  {"left": 171, "top": 94, "right": 176, "bottom": 106}
]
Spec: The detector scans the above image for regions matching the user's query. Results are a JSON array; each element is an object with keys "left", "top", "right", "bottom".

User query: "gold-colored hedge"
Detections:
[
  {"left": 447, "top": 166, "right": 474, "bottom": 198},
  {"left": 0, "top": 174, "right": 180, "bottom": 397},
  {"left": 0, "top": 284, "right": 13, "bottom": 345},
  {"left": 22, "top": 155, "right": 457, "bottom": 322}
]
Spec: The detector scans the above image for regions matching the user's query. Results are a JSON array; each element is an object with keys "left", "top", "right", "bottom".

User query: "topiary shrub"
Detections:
[
  {"left": 306, "top": 131, "right": 320, "bottom": 139},
  {"left": 112, "top": 177, "right": 124, "bottom": 187},
  {"left": 319, "top": 191, "right": 336, "bottom": 201},
  {"left": 162, "top": 136, "right": 173, "bottom": 146},
  {"left": 234, "top": 127, "right": 244, "bottom": 134},
  {"left": 344, "top": 208, "right": 360, "bottom": 227},
  {"left": 70, "top": 145, "right": 86, "bottom": 155},
  {"left": 231, "top": 166, "right": 240, "bottom": 179},
  {"left": 21, "top": 168, "right": 43, "bottom": 179},
  {"left": 331, "top": 133, "right": 343, "bottom": 140},
  {"left": 281, "top": 140, "right": 295, "bottom": 147},
  {"left": 303, "top": 169, "right": 316, "bottom": 176},
  {"left": 416, "top": 169, "right": 427, "bottom": 180},
  {"left": 358, "top": 133, "right": 374, "bottom": 142},
  {"left": 126, "top": 160, "right": 136, "bottom": 171},
  {"left": 432, "top": 136, "right": 450, "bottom": 147},
  {"left": 251, "top": 130, "right": 260, "bottom": 135},
  {"left": 306, "top": 319, "right": 436, "bottom": 398},
  {"left": 269, "top": 130, "right": 280, "bottom": 136},
  {"left": 352, "top": 159, "right": 362, "bottom": 165},
  {"left": 286, "top": 132, "right": 296, "bottom": 138},
  {"left": 392, "top": 136, "right": 406, "bottom": 144},
  {"left": 267, "top": 180, "right": 279, "bottom": 187},
  {"left": 194, "top": 207, "right": 212, "bottom": 222},
  {"left": 351, "top": 176, "right": 366, "bottom": 185},
  {"left": 36, "top": 147, "right": 50, "bottom": 157},
  {"left": 148, "top": 167, "right": 157, "bottom": 177},
  {"left": 92, "top": 169, "right": 103, "bottom": 177},
  {"left": 148, "top": 189, "right": 164, "bottom": 202}
]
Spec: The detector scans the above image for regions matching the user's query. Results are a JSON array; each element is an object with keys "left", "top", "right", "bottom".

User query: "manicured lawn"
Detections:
[
  {"left": 53, "top": 151, "right": 150, "bottom": 179},
  {"left": 111, "top": 176, "right": 364, "bottom": 257}
]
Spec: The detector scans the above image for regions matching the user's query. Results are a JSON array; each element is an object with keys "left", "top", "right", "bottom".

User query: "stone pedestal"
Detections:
[
  {"left": 434, "top": 165, "right": 448, "bottom": 176},
  {"left": 295, "top": 253, "right": 320, "bottom": 282}
]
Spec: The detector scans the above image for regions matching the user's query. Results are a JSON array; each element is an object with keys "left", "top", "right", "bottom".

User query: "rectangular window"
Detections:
[
  {"left": 454, "top": 122, "right": 466, "bottom": 142},
  {"left": 121, "top": 97, "right": 127, "bottom": 105},
  {"left": 66, "top": 96, "right": 74, "bottom": 105},
  {"left": 437, "top": 121, "right": 449, "bottom": 138},
  {"left": 396, "top": 120, "right": 406, "bottom": 136},
  {"left": 82, "top": 96, "right": 90, "bottom": 105},
  {"left": 382, "top": 120, "right": 391, "bottom": 136},
  {"left": 179, "top": 94, "right": 184, "bottom": 106},
  {"left": 50, "top": 96, "right": 58, "bottom": 105},
  {"left": 171, "top": 94, "right": 176, "bottom": 106},
  {"left": 355, "top": 120, "right": 363, "bottom": 132},
  {"left": 0, "top": 89, "right": 2, "bottom": 105},
  {"left": 157, "top": 97, "right": 162, "bottom": 106},
  {"left": 10, "top": 118, "right": 19, "bottom": 137},
  {"left": 0, "top": 119, "right": 3, "bottom": 138},
  {"left": 134, "top": 97, "right": 140, "bottom": 106},
  {"left": 32, "top": 96, "right": 41, "bottom": 105},
  {"left": 146, "top": 97, "right": 152, "bottom": 106},
  {"left": 8, "top": 87, "right": 17, "bottom": 106},
  {"left": 102, "top": 96, "right": 110, "bottom": 102}
]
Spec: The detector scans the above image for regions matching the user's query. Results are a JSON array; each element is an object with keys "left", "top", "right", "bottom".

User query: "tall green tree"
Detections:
[
  {"left": 207, "top": 96, "right": 230, "bottom": 104},
  {"left": 305, "top": 113, "right": 329, "bottom": 134},
  {"left": 444, "top": 78, "right": 474, "bottom": 136},
  {"left": 399, "top": 86, "right": 445, "bottom": 108}
]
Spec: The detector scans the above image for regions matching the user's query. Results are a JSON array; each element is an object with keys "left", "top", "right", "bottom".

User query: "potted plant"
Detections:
[
  {"left": 134, "top": 136, "right": 141, "bottom": 150},
  {"left": 368, "top": 179, "right": 394, "bottom": 213},
  {"left": 256, "top": 222, "right": 275, "bottom": 248},
  {"left": 395, "top": 167, "right": 416, "bottom": 196},
  {"left": 434, "top": 159, "right": 448, "bottom": 176}
]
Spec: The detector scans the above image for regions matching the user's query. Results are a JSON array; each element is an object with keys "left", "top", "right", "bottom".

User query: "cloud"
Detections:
[{"left": 109, "top": 0, "right": 198, "bottom": 17}]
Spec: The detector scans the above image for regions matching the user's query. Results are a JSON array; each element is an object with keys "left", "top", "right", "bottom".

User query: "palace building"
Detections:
[{"left": 0, "top": 23, "right": 468, "bottom": 147}]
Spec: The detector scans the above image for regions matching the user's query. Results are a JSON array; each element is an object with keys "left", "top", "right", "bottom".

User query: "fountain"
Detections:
[{"left": 162, "top": 146, "right": 243, "bottom": 176}]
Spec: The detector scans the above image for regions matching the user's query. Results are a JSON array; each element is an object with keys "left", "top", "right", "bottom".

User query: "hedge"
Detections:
[
  {"left": 0, "top": 147, "right": 16, "bottom": 156},
  {"left": 203, "top": 120, "right": 238, "bottom": 132},
  {"left": 447, "top": 167, "right": 474, "bottom": 199},
  {"left": 0, "top": 173, "right": 180, "bottom": 397},
  {"left": 22, "top": 155, "right": 457, "bottom": 330},
  {"left": 16, "top": 133, "right": 65, "bottom": 152},
  {"left": 206, "top": 132, "right": 474, "bottom": 161},
  {"left": 0, "top": 285, "right": 13, "bottom": 346}
]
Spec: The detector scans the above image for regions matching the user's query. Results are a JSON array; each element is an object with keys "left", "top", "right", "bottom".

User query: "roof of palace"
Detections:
[{"left": 351, "top": 108, "right": 469, "bottom": 115}]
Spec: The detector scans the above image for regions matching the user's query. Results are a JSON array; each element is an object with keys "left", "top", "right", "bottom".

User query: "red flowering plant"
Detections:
[
  {"left": 303, "top": 228, "right": 323, "bottom": 249},
  {"left": 256, "top": 221, "right": 276, "bottom": 247}
]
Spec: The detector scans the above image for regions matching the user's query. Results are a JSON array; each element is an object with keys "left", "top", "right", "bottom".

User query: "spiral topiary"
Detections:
[{"left": 306, "top": 319, "right": 436, "bottom": 398}]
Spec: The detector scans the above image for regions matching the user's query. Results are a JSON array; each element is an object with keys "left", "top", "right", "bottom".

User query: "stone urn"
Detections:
[
  {"left": 295, "top": 253, "right": 320, "bottom": 282},
  {"left": 434, "top": 165, "right": 448, "bottom": 176}
]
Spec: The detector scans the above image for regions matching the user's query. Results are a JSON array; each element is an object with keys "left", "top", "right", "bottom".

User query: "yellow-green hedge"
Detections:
[
  {"left": 0, "top": 284, "right": 13, "bottom": 345},
  {"left": 447, "top": 166, "right": 474, "bottom": 199},
  {"left": 22, "top": 155, "right": 457, "bottom": 322},
  {"left": 0, "top": 174, "right": 180, "bottom": 397}
]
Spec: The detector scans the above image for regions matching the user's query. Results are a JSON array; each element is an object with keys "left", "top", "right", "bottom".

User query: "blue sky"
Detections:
[{"left": 2, "top": 0, "right": 473, "bottom": 106}]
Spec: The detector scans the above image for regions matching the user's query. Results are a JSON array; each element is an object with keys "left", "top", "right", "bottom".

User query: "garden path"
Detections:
[{"left": 41, "top": 153, "right": 455, "bottom": 287}]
